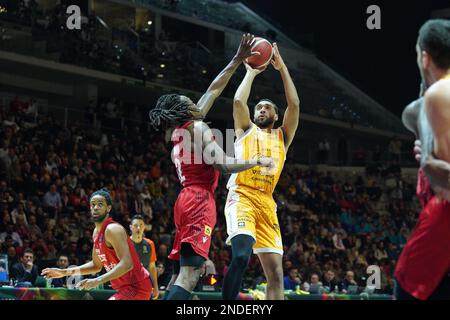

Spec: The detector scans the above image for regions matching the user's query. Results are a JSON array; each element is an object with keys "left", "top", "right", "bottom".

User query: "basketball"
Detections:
[{"left": 246, "top": 37, "right": 273, "bottom": 69}]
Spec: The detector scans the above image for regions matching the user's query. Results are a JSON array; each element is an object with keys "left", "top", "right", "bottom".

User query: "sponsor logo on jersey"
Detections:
[
  {"left": 204, "top": 225, "right": 212, "bottom": 236},
  {"left": 238, "top": 222, "right": 245, "bottom": 228}
]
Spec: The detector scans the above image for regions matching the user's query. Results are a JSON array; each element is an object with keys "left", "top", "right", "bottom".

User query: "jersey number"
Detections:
[{"left": 173, "top": 144, "right": 186, "bottom": 184}]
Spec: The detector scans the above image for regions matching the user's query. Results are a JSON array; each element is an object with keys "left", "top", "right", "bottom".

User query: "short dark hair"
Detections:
[
  {"left": 89, "top": 188, "right": 112, "bottom": 205},
  {"left": 418, "top": 19, "right": 450, "bottom": 70},
  {"left": 130, "top": 214, "right": 144, "bottom": 224},
  {"left": 23, "top": 249, "right": 34, "bottom": 257},
  {"left": 256, "top": 99, "right": 279, "bottom": 114},
  {"left": 149, "top": 94, "right": 194, "bottom": 130}
]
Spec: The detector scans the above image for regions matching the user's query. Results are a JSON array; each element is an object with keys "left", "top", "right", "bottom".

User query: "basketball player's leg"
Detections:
[
  {"left": 162, "top": 260, "right": 179, "bottom": 300},
  {"left": 257, "top": 252, "right": 284, "bottom": 300},
  {"left": 223, "top": 192, "right": 257, "bottom": 300},
  {"left": 254, "top": 200, "right": 284, "bottom": 300},
  {"left": 222, "top": 234, "right": 255, "bottom": 300},
  {"left": 167, "top": 187, "right": 215, "bottom": 299},
  {"left": 166, "top": 243, "right": 205, "bottom": 300}
]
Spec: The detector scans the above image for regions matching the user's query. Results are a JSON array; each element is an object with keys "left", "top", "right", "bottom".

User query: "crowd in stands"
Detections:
[{"left": 0, "top": 94, "right": 419, "bottom": 295}]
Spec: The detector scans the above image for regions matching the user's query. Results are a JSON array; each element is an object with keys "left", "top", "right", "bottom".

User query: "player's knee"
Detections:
[
  {"left": 231, "top": 235, "right": 254, "bottom": 269},
  {"left": 266, "top": 266, "right": 283, "bottom": 284},
  {"left": 178, "top": 267, "right": 202, "bottom": 290},
  {"left": 233, "top": 251, "right": 251, "bottom": 269}
]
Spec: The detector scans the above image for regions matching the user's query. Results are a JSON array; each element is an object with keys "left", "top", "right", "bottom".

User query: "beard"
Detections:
[
  {"left": 91, "top": 212, "right": 108, "bottom": 223},
  {"left": 254, "top": 116, "right": 275, "bottom": 128}
]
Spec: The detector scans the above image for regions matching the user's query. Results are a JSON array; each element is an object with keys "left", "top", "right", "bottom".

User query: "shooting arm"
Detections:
[
  {"left": 279, "top": 65, "right": 300, "bottom": 149},
  {"left": 233, "top": 71, "right": 256, "bottom": 135}
]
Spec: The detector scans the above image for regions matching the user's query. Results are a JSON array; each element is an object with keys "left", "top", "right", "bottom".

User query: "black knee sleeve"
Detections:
[
  {"left": 180, "top": 243, "right": 205, "bottom": 268},
  {"left": 172, "top": 260, "right": 180, "bottom": 275},
  {"left": 231, "top": 235, "right": 255, "bottom": 269}
]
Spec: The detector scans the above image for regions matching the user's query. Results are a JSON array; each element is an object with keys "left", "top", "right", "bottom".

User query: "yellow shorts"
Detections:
[{"left": 224, "top": 187, "right": 283, "bottom": 255}]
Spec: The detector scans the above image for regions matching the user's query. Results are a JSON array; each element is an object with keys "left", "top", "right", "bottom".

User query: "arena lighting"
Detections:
[
  {"left": 0, "top": 6, "right": 7, "bottom": 14},
  {"left": 160, "top": 64, "right": 165, "bottom": 68},
  {"left": 157, "top": 74, "right": 164, "bottom": 78},
  {"left": 202, "top": 69, "right": 207, "bottom": 74},
  {"left": 147, "top": 20, "right": 153, "bottom": 25}
]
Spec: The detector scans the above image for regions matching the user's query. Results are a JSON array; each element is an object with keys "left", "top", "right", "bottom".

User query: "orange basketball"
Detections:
[{"left": 246, "top": 37, "right": 273, "bottom": 69}]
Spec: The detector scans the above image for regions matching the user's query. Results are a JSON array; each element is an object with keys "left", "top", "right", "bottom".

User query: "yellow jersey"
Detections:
[{"left": 227, "top": 123, "right": 286, "bottom": 194}]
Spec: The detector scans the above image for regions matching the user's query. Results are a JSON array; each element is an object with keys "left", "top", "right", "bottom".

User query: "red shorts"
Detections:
[
  {"left": 395, "top": 196, "right": 450, "bottom": 300},
  {"left": 109, "top": 278, "right": 152, "bottom": 300},
  {"left": 168, "top": 185, "right": 216, "bottom": 261}
]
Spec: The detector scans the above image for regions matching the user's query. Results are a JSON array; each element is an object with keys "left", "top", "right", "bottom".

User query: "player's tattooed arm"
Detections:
[
  {"left": 196, "top": 33, "right": 259, "bottom": 118},
  {"left": 194, "top": 121, "right": 273, "bottom": 174}
]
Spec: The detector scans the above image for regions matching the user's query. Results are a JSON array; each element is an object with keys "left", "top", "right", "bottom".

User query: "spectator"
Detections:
[
  {"left": 284, "top": 267, "right": 301, "bottom": 290},
  {"left": 303, "top": 273, "right": 322, "bottom": 293},
  {"left": 42, "top": 184, "right": 62, "bottom": 217},
  {"left": 0, "top": 224, "right": 23, "bottom": 247},
  {"left": 24, "top": 99, "right": 38, "bottom": 123},
  {"left": 332, "top": 232, "right": 346, "bottom": 251},
  {"left": 11, "top": 249, "right": 38, "bottom": 287},
  {"left": 6, "top": 246, "right": 18, "bottom": 271},
  {"left": 322, "top": 270, "right": 339, "bottom": 292},
  {"left": 339, "top": 271, "right": 359, "bottom": 293},
  {"left": 50, "top": 254, "right": 69, "bottom": 288},
  {"left": 374, "top": 242, "right": 388, "bottom": 261}
]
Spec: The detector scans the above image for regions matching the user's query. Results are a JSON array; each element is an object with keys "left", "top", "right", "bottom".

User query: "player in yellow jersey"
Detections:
[{"left": 222, "top": 43, "right": 300, "bottom": 300}]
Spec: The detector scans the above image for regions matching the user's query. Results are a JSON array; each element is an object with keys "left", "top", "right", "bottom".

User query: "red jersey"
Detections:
[
  {"left": 93, "top": 217, "right": 150, "bottom": 290},
  {"left": 171, "top": 120, "right": 220, "bottom": 192}
]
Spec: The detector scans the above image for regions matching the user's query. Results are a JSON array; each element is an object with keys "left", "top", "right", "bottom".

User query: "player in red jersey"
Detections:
[
  {"left": 41, "top": 189, "right": 152, "bottom": 300},
  {"left": 148, "top": 34, "right": 273, "bottom": 300},
  {"left": 396, "top": 19, "right": 450, "bottom": 300}
]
